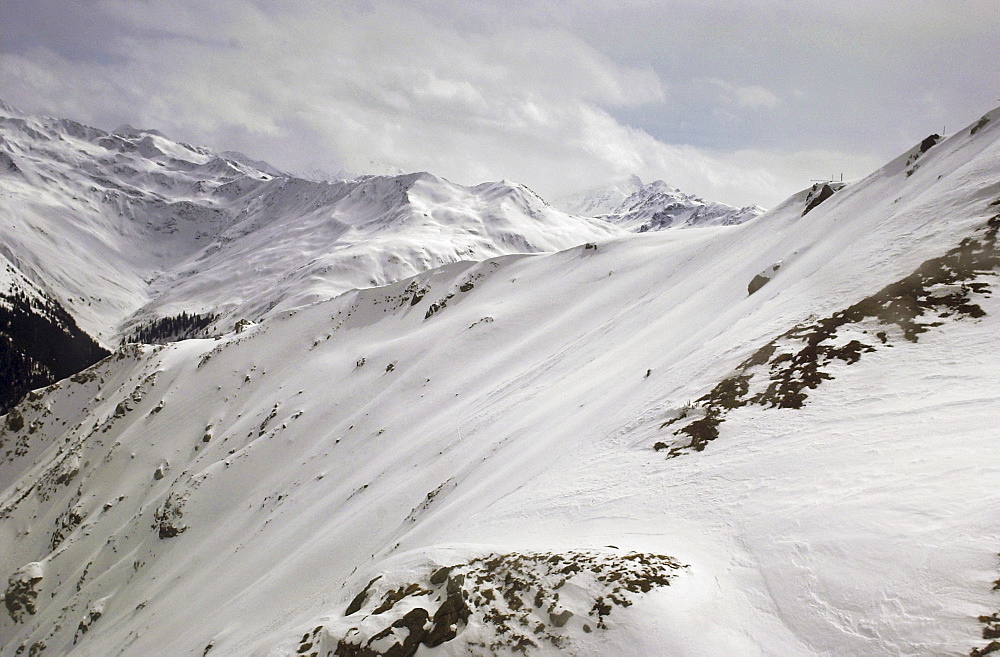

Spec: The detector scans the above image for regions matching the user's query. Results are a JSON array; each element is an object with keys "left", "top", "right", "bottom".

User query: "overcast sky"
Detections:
[{"left": 1, "top": 0, "right": 997, "bottom": 208}]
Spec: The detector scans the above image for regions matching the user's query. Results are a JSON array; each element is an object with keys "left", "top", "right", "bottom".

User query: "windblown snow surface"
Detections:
[{"left": 2, "top": 108, "right": 1000, "bottom": 656}]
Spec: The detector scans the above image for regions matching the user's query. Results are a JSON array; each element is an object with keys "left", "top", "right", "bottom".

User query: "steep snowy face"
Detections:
[
  {"left": 555, "top": 176, "right": 765, "bottom": 231},
  {"left": 1, "top": 108, "right": 999, "bottom": 657},
  {"left": 0, "top": 105, "right": 624, "bottom": 347}
]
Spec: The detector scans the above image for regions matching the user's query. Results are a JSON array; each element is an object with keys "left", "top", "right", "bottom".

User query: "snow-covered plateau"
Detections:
[{"left": 1, "top": 104, "right": 1000, "bottom": 656}]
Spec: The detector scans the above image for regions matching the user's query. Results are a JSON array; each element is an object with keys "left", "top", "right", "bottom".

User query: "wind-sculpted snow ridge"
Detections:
[{"left": 656, "top": 203, "right": 1000, "bottom": 457}]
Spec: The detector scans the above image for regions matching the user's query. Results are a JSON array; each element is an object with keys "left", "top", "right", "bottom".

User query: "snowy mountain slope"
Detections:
[
  {"left": 555, "top": 175, "right": 765, "bottom": 231},
  {"left": 0, "top": 104, "right": 623, "bottom": 414},
  {"left": 1, "top": 108, "right": 1000, "bottom": 656},
  {"left": 0, "top": 103, "right": 278, "bottom": 345},
  {"left": 0, "top": 104, "right": 623, "bottom": 347},
  {"left": 139, "top": 173, "right": 623, "bottom": 331}
]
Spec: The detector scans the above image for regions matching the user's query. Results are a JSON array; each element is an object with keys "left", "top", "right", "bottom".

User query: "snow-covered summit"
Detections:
[{"left": 555, "top": 175, "right": 765, "bottom": 231}]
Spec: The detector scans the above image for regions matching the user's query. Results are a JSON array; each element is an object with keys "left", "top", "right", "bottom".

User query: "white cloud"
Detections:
[
  {"left": 708, "top": 78, "right": 781, "bottom": 109},
  {"left": 2, "top": 0, "right": 989, "bottom": 208},
  {"left": 0, "top": 2, "right": 667, "bottom": 193}
]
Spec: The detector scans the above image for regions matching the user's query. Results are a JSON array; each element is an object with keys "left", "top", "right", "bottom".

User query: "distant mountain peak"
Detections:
[
  {"left": 219, "top": 151, "right": 286, "bottom": 177},
  {"left": 552, "top": 176, "right": 646, "bottom": 218},
  {"left": 112, "top": 123, "right": 168, "bottom": 139},
  {"left": 554, "top": 176, "right": 764, "bottom": 232},
  {"left": 0, "top": 98, "right": 23, "bottom": 115}
]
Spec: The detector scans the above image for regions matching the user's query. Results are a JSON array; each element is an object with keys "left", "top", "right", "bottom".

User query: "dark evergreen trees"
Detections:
[
  {"left": 123, "top": 312, "right": 218, "bottom": 345},
  {"left": 0, "top": 290, "right": 109, "bottom": 414}
]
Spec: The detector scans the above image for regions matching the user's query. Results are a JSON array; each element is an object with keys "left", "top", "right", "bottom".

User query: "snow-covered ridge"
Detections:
[
  {"left": 555, "top": 174, "right": 765, "bottom": 231},
  {"left": 0, "top": 103, "right": 624, "bottom": 346},
  {"left": 1, "top": 106, "right": 999, "bottom": 656}
]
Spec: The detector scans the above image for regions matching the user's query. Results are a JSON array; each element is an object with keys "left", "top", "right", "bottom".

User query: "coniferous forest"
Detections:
[
  {"left": 0, "top": 290, "right": 109, "bottom": 414},
  {"left": 123, "top": 312, "right": 218, "bottom": 345}
]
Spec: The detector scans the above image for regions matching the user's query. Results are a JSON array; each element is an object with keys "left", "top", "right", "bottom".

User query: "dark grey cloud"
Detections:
[
  {"left": 0, "top": 0, "right": 995, "bottom": 207},
  {"left": 0, "top": 0, "right": 119, "bottom": 63}
]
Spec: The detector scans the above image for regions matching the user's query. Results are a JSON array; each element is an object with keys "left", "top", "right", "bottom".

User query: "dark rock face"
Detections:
[
  {"left": 970, "top": 554, "right": 1000, "bottom": 656},
  {"left": 424, "top": 273, "right": 483, "bottom": 320},
  {"left": 904, "top": 134, "right": 942, "bottom": 177},
  {"left": 919, "top": 134, "right": 941, "bottom": 153},
  {"left": 323, "top": 550, "right": 685, "bottom": 656},
  {"left": 748, "top": 262, "right": 783, "bottom": 295},
  {"left": 803, "top": 183, "right": 838, "bottom": 215},
  {"left": 345, "top": 577, "right": 382, "bottom": 616},
  {"left": 4, "top": 566, "right": 43, "bottom": 622},
  {"left": 153, "top": 494, "right": 188, "bottom": 539},
  {"left": 656, "top": 205, "right": 1000, "bottom": 457},
  {"left": 422, "top": 592, "right": 470, "bottom": 647},
  {"left": 748, "top": 274, "right": 771, "bottom": 295},
  {"left": 0, "top": 284, "right": 109, "bottom": 415}
]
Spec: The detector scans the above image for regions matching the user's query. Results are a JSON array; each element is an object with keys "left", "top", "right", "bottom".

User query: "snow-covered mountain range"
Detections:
[
  {"left": 2, "top": 103, "right": 1000, "bottom": 657},
  {"left": 0, "top": 102, "right": 623, "bottom": 411},
  {"left": 555, "top": 175, "right": 765, "bottom": 231},
  {"left": 0, "top": 102, "right": 622, "bottom": 344}
]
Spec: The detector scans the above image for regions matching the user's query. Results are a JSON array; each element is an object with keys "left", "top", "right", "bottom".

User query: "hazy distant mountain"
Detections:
[
  {"left": 554, "top": 174, "right": 647, "bottom": 217},
  {"left": 556, "top": 175, "right": 765, "bottom": 231}
]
